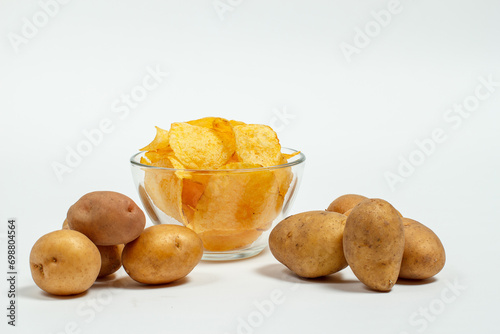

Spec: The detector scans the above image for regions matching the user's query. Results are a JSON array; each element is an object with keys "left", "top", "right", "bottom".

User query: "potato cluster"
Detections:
[
  {"left": 30, "top": 191, "right": 203, "bottom": 296},
  {"left": 269, "top": 194, "right": 446, "bottom": 292}
]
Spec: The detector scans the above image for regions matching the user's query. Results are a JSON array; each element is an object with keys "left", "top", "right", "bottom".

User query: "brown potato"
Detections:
[
  {"left": 122, "top": 224, "right": 203, "bottom": 284},
  {"left": 327, "top": 194, "right": 367, "bottom": 214},
  {"left": 30, "top": 230, "right": 101, "bottom": 296},
  {"left": 346, "top": 206, "right": 404, "bottom": 218},
  {"left": 66, "top": 191, "right": 146, "bottom": 246},
  {"left": 343, "top": 198, "right": 404, "bottom": 292},
  {"left": 399, "top": 218, "right": 446, "bottom": 279},
  {"left": 97, "top": 244, "right": 124, "bottom": 278},
  {"left": 269, "top": 211, "right": 348, "bottom": 278}
]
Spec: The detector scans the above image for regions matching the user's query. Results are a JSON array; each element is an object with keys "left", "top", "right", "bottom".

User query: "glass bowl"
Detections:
[{"left": 130, "top": 148, "right": 305, "bottom": 261}]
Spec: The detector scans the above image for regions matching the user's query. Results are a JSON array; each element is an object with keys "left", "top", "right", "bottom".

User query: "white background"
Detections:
[{"left": 1, "top": 0, "right": 499, "bottom": 333}]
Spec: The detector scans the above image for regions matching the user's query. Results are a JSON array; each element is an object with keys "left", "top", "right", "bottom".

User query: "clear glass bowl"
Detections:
[{"left": 130, "top": 148, "right": 305, "bottom": 261}]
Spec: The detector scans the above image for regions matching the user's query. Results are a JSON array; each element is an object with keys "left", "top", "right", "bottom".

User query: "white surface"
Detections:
[{"left": 1, "top": 0, "right": 499, "bottom": 333}]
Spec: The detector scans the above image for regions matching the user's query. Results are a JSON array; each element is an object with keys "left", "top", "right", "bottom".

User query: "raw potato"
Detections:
[
  {"left": 122, "top": 224, "right": 203, "bottom": 284},
  {"left": 62, "top": 219, "right": 69, "bottom": 230},
  {"left": 327, "top": 194, "right": 367, "bottom": 214},
  {"left": 344, "top": 203, "right": 402, "bottom": 218},
  {"left": 343, "top": 198, "right": 404, "bottom": 292},
  {"left": 66, "top": 191, "right": 146, "bottom": 246},
  {"left": 329, "top": 194, "right": 404, "bottom": 217},
  {"left": 343, "top": 208, "right": 353, "bottom": 217},
  {"left": 97, "top": 244, "right": 124, "bottom": 278},
  {"left": 400, "top": 218, "right": 446, "bottom": 279},
  {"left": 269, "top": 211, "right": 348, "bottom": 278},
  {"left": 30, "top": 230, "right": 101, "bottom": 296}
]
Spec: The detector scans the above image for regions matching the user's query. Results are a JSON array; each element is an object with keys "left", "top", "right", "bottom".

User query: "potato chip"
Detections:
[
  {"left": 233, "top": 124, "right": 282, "bottom": 167},
  {"left": 282, "top": 151, "right": 300, "bottom": 160},
  {"left": 220, "top": 162, "right": 262, "bottom": 170},
  {"left": 181, "top": 174, "right": 210, "bottom": 226},
  {"left": 182, "top": 178, "right": 206, "bottom": 209},
  {"left": 211, "top": 118, "right": 236, "bottom": 156},
  {"left": 229, "top": 120, "right": 246, "bottom": 127},
  {"left": 157, "top": 155, "right": 211, "bottom": 226},
  {"left": 143, "top": 150, "right": 174, "bottom": 165},
  {"left": 275, "top": 154, "right": 293, "bottom": 197},
  {"left": 169, "top": 122, "right": 233, "bottom": 169},
  {"left": 166, "top": 155, "right": 185, "bottom": 169},
  {"left": 186, "top": 117, "right": 219, "bottom": 128},
  {"left": 226, "top": 153, "right": 240, "bottom": 164},
  {"left": 143, "top": 159, "right": 184, "bottom": 225},
  {"left": 273, "top": 155, "right": 293, "bottom": 218},
  {"left": 190, "top": 163, "right": 281, "bottom": 250},
  {"left": 187, "top": 117, "right": 236, "bottom": 160},
  {"left": 140, "top": 126, "right": 170, "bottom": 151},
  {"left": 140, "top": 151, "right": 176, "bottom": 168},
  {"left": 166, "top": 155, "right": 194, "bottom": 180}
]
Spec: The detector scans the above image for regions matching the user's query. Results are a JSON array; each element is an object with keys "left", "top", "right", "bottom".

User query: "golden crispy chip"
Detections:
[
  {"left": 220, "top": 162, "right": 262, "bottom": 170},
  {"left": 275, "top": 154, "right": 293, "bottom": 196},
  {"left": 190, "top": 162, "right": 281, "bottom": 251},
  {"left": 166, "top": 155, "right": 193, "bottom": 180},
  {"left": 188, "top": 117, "right": 236, "bottom": 160},
  {"left": 273, "top": 154, "right": 293, "bottom": 216},
  {"left": 233, "top": 124, "right": 282, "bottom": 167},
  {"left": 212, "top": 118, "right": 236, "bottom": 156},
  {"left": 169, "top": 122, "right": 232, "bottom": 169},
  {"left": 140, "top": 152, "right": 176, "bottom": 168},
  {"left": 140, "top": 156, "right": 151, "bottom": 165},
  {"left": 167, "top": 155, "right": 185, "bottom": 170},
  {"left": 229, "top": 120, "right": 246, "bottom": 127},
  {"left": 181, "top": 174, "right": 210, "bottom": 226},
  {"left": 144, "top": 150, "right": 174, "bottom": 164},
  {"left": 186, "top": 117, "right": 219, "bottom": 128},
  {"left": 140, "top": 126, "right": 170, "bottom": 151},
  {"left": 282, "top": 151, "right": 300, "bottom": 160},
  {"left": 164, "top": 156, "right": 211, "bottom": 226},
  {"left": 182, "top": 178, "right": 206, "bottom": 209},
  {"left": 150, "top": 159, "right": 175, "bottom": 168},
  {"left": 143, "top": 159, "right": 184, "bottom": 224},
  {"left": 226, "top": 153, "right": 240, "bottom": 164}
]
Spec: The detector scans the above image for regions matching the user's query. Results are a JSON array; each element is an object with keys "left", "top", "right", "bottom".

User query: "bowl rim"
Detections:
[{"left": 130, "top": 147, "right": 306, "bottom": 173}]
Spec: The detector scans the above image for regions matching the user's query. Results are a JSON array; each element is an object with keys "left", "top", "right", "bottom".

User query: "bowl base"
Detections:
[{"left": 201, "top": 245, "right": 265, "bottom": 261}]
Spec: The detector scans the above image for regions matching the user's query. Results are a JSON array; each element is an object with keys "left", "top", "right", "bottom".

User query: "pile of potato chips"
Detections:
[{"left": 139, "top": 117, "right": 299, "bottom": 251}]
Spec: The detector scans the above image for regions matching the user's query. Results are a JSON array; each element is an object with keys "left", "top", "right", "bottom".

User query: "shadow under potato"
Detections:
[
  {"left": 256, "top": 263, "right": 370, "bottom": 293},
  {"left": 97, "top": 274, "right": 191, "bottom": 290},
  {"left": 18, "top": 284, "right": 89, "bottom": 300},
  {"left": 396, "top": 277, "right": 437, "bottom": 286}
]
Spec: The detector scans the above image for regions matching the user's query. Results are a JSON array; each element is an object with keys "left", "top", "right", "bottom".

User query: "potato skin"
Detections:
[
  {"left": 122, "top": 225, "right": 203, "bottom": 284},
  {"left": 67, "top": 191, "right": 146, "bottom": 246},
  {"left": 344, "top": 202, "right": 403, "bottom": 218},
  {"left": 269, "top": 211, "right": 348, "bottom": 278},
  {"left": 343, "top": 198, "right": 404, "bottom": 292},
  {"left": 97, "top": 244, "right": 124, "bottom": 278},
  {"left": 327, "top": 194, "right": 367, "bottom": 214},
  {"left": 62, "top": 219, "right": 69, "bottom": 230},
  {"left": 30, "top": 230, "right": 101, "bottom": 296},
  {"left": 399, "top": 218, "right": 445, "bottom": 279},
  {"left": 343, "top": 208, "right": 353, "bottom": 217}
]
